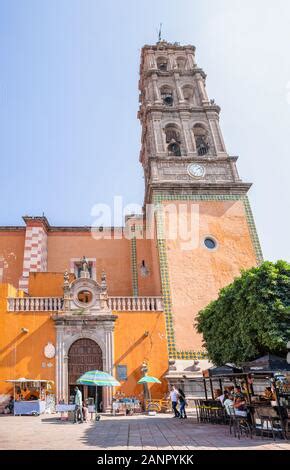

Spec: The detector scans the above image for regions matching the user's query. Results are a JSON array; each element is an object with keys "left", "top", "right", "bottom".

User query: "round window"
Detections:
[
  {"left": 204, "top": 237, "right": 217, "bottom": 250},
  {"left": 77, "top": 290, "right": 93, "bottom": 304}
]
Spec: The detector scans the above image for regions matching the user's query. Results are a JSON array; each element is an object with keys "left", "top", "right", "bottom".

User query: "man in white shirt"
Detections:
[
  {"left": 169, "top": 385, "right": 180, "bottom": 417},
  {"left": 73, "top": 386, "right": 84, "bottom": 424}
]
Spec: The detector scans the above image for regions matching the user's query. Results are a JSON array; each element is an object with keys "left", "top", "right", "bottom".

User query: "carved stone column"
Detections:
[
  {"left": 174, "top": 73, "right": 185, "bottom": 103},
  {"left": 55, "top": 325, "right": 65, "bottom": 403},
  {"left": 187, "top": 52, "right": 196, "bottom": 69},
  {"left": 103, "top": 324, "right": 115, "bottom": 412},
  {"left": 229, "top": 157, "right": 241, "bottom": 181},
  {"left": 63, "top": 355, "right": 69, "bottom": 402},
  {"left": 196, "top": 73, "right": 208, "bottom": 103},
  {"left": 152, "top": 74, "right": 161, "bottom": 103}
]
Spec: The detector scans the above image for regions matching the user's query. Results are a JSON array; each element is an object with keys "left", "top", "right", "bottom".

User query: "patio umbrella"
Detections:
[
  {"left": 77, "top": 370, "right": 120, "bottom": 418},
  {"left": 138, "top": 375, "right": 161, "bottom": 403},
  {"left": 138, "top": 375, "right": 161, "bottom": 385}
]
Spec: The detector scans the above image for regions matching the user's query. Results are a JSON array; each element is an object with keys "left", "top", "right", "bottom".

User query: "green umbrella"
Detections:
[
  {"left": 138, "top": 375, "right": 161, "bottom": 405},
  {"left": 77, "top": 370, "right": 120, "bottom": 387},
  {"left": 77, "top": 370, "right": 120, "bottom": 418},
  {"left": 137, "top": 375, "right": 161, "bottom": 384}
]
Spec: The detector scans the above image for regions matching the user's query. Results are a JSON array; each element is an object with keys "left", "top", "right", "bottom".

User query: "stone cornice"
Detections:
[
  {"left": 0, "top": 227, "right": 25, "bottom": 232},
  {"left": 143, "top": 66, "right": 205, "bottom": 80},
  {"left": 138, "top": 103, "right": 220, "bottom": 119},
  {"left": 52, "top": 314, "right": 118, "bottom": 326},
  {"left": 147, "top": 182, "right": 252, "bottom": 201},
  {"left": 142, "top": 43, "right": 196, "bottom": 53},
  {"left": 149, "top": 155, "right": 235, "bottom": 163},
  {"left": 22, "top": 216, "right": 50, "bottom": 232}
]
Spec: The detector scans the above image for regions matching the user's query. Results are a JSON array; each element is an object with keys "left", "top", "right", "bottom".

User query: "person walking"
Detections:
[
  {"left": 169, "top": 385, "right": 180, "bottom": 418},
  {"left": 178, "top": 388, "right": 187, "bottom": 419},
  {"left": 73, "top": 386, "right": 84, "bottom": 424}
]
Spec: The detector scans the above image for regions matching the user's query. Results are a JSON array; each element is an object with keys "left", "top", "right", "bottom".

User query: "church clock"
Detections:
[{"left": 187, "top": 163, "right": 205, "bottom": 178}]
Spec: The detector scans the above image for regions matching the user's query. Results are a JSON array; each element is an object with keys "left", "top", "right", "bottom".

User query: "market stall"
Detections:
[{"left": 5, "top": 377, "right": 54, "bottom": 416}]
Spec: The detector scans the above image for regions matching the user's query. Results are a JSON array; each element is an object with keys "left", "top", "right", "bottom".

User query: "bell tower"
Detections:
[
  {"left": 138, "top": 40, "right": 250, "bottom": 201},
  {"left": 138, "top": 41, "right": 263, "bottom": 370}
]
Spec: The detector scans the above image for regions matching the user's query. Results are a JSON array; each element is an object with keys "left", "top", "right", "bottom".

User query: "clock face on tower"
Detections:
[{"left": 187, "top": 163, "right": 205, "bottom": 179}]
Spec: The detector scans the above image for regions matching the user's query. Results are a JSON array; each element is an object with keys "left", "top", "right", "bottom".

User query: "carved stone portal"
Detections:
[{"left": 52, "top": 270, "right": 117, "bottom": 410}]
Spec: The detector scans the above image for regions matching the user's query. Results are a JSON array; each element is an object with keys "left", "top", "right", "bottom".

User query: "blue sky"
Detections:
[{"left": 0, "top": 0, "right": 290, "bottom": 261}]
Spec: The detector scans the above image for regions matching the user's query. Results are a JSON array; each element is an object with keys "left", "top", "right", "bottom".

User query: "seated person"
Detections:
[
  {"left": 4, "top": 396, "right": 14, "bottom": 414},
  {"left": 28, "top": 394, "right": 38, "bottom": 401},
  {"left": 234, "top": 386, "right": 244, "bottom": 400},
  {"left": 264, "top": 387, "right": 275, "bottom": 401},
  {"left": 214, "top": 389, "right": 224, "bottom": 405},
  {"left": 234, "top": 396, "right": 246, "bottom": 411},
  {"left": 221, "top": 390, "right": 229, "bottom": 405},
  {"left": 233, "top": 386, "right": 246, "bottom": 407},
  {"left": 224, "top": 394, "right": 247, "bottom": 417}
]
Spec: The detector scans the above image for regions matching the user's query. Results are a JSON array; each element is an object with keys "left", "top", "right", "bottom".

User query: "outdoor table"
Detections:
[
  {"left": 112, "top": 400, "right": 141, "bottom": 415},
  {"left": 55, "top": 404, "right": 76, "bottom": 420},
  {"left": 14, "top": 400, "right": 46, "bottom": 416},
  {"left": 112, "top": 402, "right": 126, "bottom": 415}
]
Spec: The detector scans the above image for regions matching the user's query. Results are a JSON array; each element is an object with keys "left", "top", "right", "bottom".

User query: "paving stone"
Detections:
[{"left": 0, "top": 414, "right": 289, "bottom": 450}]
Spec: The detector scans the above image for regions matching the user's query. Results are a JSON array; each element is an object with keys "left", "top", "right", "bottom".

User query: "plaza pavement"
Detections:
[{"left": 0, "top": 413, "right": 290, "bottom": 450}]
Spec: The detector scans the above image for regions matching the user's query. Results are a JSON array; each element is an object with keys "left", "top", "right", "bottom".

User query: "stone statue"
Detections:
[
  {"left": 80, "top": 256, "right": 89, "bottom": 272},
  {"left": 101, "top": 270, "right": 107, "bottom": 289},
  {"left": 141, "top": 361, "right": 148, "bottom": 375},
  {"left": 63, "top": 270, "right": 70, "bottom": 287},
  {"left": 63, "top": 269, "right": 71, "bottom": 311}
]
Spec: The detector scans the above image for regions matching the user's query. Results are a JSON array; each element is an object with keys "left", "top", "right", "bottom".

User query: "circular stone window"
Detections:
[
  {"left": 77, "top": 290, "right": 93, "bottom": 304},
  {"left": 204, "top": 237, "right": 217, "bottom": 250}
]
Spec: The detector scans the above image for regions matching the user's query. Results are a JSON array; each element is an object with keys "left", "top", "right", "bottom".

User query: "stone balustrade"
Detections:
[
  {"left": 7, "top": 296, "right": 163, "bottom": 312},
  {"left": 7, "top": 297, "right": 63, "bottom": 312},
  {"left": 108, "top": 296, "right": 163, "bottom": 312}
]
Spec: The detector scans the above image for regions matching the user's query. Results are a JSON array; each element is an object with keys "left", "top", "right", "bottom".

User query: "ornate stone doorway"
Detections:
[
  {"left": 53, "top": 269, "right": 117, "bottom": 410},
  {"left": 68, "top": 338, "right": 103, "bottom": 410}
]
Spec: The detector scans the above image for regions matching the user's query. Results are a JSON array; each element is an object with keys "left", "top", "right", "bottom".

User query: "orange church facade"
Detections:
[{"left": 0, "top": 41, "right": 262, "bottom": 408}]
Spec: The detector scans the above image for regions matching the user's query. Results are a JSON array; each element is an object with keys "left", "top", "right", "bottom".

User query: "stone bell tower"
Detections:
[
  {"left": 138, "top": 41, "right": 251, "bottom": 200},
  {"left": 138, "top": 41, "right": 263, "bottom": 373}
]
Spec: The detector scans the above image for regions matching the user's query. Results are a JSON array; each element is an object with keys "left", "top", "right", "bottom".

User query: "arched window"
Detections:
[
  {"left": 160, "top": 86, "right": 173, "bottom": 106},
  {"left": 193, "top": 124, "right": 210, "bottom": 156},
  {"left": 182, "top": 85, "right": 194, "bottom": 104},
  {"left": 167, "top": 142, "right": 181, "bottom": 156},
  {"left": 176, "top": 57, "right": 186, "bottom": 70},
  {"left": 164, "top": 124, "right": 182, "bottom": 156},
  {"left": 157, "top": 57, "right": 168, "bottom": 71}
]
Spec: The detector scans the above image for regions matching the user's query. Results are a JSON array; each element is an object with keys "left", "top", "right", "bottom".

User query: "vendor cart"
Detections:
[{"left": 5, "top": 377, "right": 54, "bottom": 416}]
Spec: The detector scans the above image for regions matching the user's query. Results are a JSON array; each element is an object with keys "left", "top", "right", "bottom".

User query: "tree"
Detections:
[{"left": 196, "top": 260, "right": 290, "bottom": 365}]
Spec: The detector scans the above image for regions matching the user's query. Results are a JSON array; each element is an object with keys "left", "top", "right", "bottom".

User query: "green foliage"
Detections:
[{"left": 196, "top": 261, "right": 290, "bottom": 365}]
